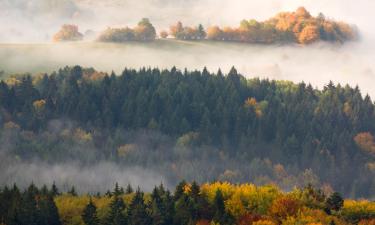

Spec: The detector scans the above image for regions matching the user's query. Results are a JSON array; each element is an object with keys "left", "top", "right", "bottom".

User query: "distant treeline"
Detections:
[
  {"left": 0, "top": 66, "right": 374, "bottom": 198},
  {"left": 1, "top": 181, "right": 374, "bottom": 225},
  {"left": 53, "top": 7, "right": 357, "bottom": 44}
]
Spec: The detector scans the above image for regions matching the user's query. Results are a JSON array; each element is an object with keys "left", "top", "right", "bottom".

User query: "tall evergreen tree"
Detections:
[
  {"left": 103, "top": 195, "right": 127, "bottom": 225},
  {"left": 128, "top": 188, "right": 151, "bottom": 225},
  {"left": 82, "top": 199, "right": 99, "bottom": 225}
]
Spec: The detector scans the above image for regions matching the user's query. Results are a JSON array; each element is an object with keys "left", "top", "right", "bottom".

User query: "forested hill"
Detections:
[{"left": 0, "top": 66, "right": 374, "bottom": 198}]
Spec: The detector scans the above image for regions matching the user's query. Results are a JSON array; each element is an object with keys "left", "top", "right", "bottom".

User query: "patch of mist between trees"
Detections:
[
  {"left": 0, "top": 118, "right": 324, "bottom": 194},
  {"left": 0, "top": 159, "right": 168, "bottom": 194},
  {"left": 0, "top": 119, "right": 169, "bottom": 194},
  {"left": 0, "top": 40, "right": 375, "bottom": 98}
]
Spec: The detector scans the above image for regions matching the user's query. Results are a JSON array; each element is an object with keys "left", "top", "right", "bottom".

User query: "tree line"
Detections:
[
  {"left": 53, "top": 7, "right": 357, "bottom": 44},
  {"left": 1, "top": 181, "right": 374, "bottom": 225}
]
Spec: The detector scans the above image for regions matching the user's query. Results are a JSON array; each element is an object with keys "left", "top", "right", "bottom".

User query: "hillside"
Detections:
[{"left": 0, "top": 66, "right": 374, "bottom": 198}]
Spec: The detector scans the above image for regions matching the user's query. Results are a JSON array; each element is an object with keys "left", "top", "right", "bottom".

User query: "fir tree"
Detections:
[{"left": 82, "top": 199, "right": 99, "bottom": 225}]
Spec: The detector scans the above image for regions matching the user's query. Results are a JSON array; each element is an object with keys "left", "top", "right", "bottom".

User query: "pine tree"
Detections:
[
  {"left": 51, "top": 182, "right": 60, "bottom": 197},
  {"left": 113, "top": 183, "right": 124, "bottom": 196},
  {"left": 18, "top": 184, "right": 39, "bottom": 225},
  {"left": 126, "top": 184, "right": 134, "bottom": 194},
  {"left": 212, "top": 189, "right": 232, "bottom": 225},
  {"left": 326, "top": 192, "right": 344, "bottom": 212},
  {"left": 82, "top": 199, "right": 99, "bottom": 225},
  {"left": 39, "top": 194, "right": 61, "bottom": 225},
  {"left": 104, "top": 195, "right": 127, "bottom": 225},
  {"left": 68, "top": 186, "right": 77, "bottom": 196},
  {"left": 128, "top": 188, "right": 151, "bottom": 225}
]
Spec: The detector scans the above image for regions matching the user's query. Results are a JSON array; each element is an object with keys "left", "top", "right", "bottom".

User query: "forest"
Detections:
[
  {"left": 52, "top": 7, "right": 357, "bottom": 44},
  {"left": 0, "top": 181, "right": 374, "bottom": 225},
  {"left": 0, "top": 66, "right": 374, "bottom": 199}
]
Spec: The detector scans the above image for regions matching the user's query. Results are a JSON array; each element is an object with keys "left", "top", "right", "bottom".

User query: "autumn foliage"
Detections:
[
  {"left": 97, "top": 18, "right": 156, "bottom": 42},
  {"left": 269, "top": 196, "right": 301, "bottom": 221},
  {"left": 170, "top": 7, "right": 357, "bottom": 44},
  {"left": 1, "top": 180, "right": 375, "bottom": 225},
  {"left": 53, "top": 24, "right": 83, "bottom": 42},
  {"left": 354, "top": 132, "right": 375, "bottom": 155}
]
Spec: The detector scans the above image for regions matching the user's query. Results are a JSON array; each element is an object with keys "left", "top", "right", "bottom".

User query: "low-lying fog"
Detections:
[
  {"left": 1, "top": 40, "right": 375, "bottom": 98},
  {"left": 1, "top": 0, "right": 375, "bottom": 192},
  {"left": 1, "top": 0, "right": 375, "bottom": 98}
]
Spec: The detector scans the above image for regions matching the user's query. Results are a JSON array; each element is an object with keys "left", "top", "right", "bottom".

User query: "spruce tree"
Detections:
[
  {"left": 128, "top": 188, "right": 151, "bottom": 225},
  {"left": 82, "top": 199, "right": 99, "bottom": 225},
  {"left": 104, "top": 195, "right": 127, "bottom": 225}
]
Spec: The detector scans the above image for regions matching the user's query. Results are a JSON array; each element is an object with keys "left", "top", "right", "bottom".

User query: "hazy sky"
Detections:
[{"left": 1, "top": 0, "right": 375, "bottom": 42}]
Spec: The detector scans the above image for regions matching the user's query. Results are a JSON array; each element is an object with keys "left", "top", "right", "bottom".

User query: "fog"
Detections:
[
  {"left": 1, "top": 0, "right": 375, "bottom": 97},
  {"left": 1, "top": 0, "right": 375, "bottom": 192},
  {"left": 1, "top": 0, "right": 375, "bottom": 40},
  {"left": 0, "top": 160, "right": 168, "bottom": 193},
  {"left": 1, "top": 40, "right": 375, "bottom": 98}
]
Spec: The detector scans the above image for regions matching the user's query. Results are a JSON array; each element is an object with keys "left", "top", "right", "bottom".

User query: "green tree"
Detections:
[
  {"left": 104, "top": 195, "right": 127, "bottom": 225},
  {"left": 82, "top": 199, "right": 99, "bottom": 225},
  {"left": 325, "top": 192, "right": 344, "bottom": 213},
  {"left": 128, "top": 188, "right": 151, "bottom": 225}
]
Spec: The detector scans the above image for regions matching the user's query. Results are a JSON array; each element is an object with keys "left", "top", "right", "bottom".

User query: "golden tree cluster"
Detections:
[
  {"left": 203, "top": 7, "right": 357, "bottom": 44},
  {"left": 53, "top": 24, "right": 83, "bottom": 42}
]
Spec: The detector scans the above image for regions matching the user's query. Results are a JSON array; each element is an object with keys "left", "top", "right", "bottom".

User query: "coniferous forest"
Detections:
[
  {"left": 0, "top": 66, "right": 374, "bottom": 199},
  {"left": 1, "top": 1, "right": 375, "bottom": 225}
]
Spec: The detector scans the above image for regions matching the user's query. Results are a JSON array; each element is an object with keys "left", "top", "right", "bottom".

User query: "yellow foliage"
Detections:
[
  {"left": 5, "top": 77, "right": 21, "bottom": 86},
  {"left": 298, "top": 25, "right": 320, "bottom": 44},
  {"left": 342, "top": 200, "right": 375, "bottom": 220},
  {"left": 354, "top": 132, "right": 375, "bottom": 155},
  {"left": 53, "top": 24, "right": 83, "bottom": 42},
  {"left": 33, "top": 99, "right": 46, "bottom": 114},
  {"left": 74, "top": 128, "right": 93, "bottom": 142},
  {"left": 201, "top": 182, "right": 235, "bottom": 202},
  {"left": 244, "top": 97, "right": 257, "bottom": 108},
  {"left": 55, "top": 195, "right": 91, "bottom": 225},
  {"left": 206, "top": 26, "right": 223, "bottom": 40},
  {"left": 253, "top": 219, "right": 277, "bottom": 225},
  {"left": 3, "top": 121, "right": 20, "bottom": 130},
  {"left": 55, "top": 194, "right": 142, "bottom": 225},
  {"left": 366, "top": 162, "right": 375, "bottom": 172},
  {"left": 183, "top": 183, "right": 192, "bottom": 194},
  {"left": 201, "top": 182, "right": 281, "bottom": 218},
  {"left": 117, "top": 144, "right": 138, "bottom": 157}
]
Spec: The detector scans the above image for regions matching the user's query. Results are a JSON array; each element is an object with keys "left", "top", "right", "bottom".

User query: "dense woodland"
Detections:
[
  {"left": 52, "top": 7, "right": 357, "bottom": 44},
  {"left": 0, "top": 66, "right": 374, "bottom": 198},
  {"left": 0, "top": 181, "right": 374, "bottom": 225}
]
